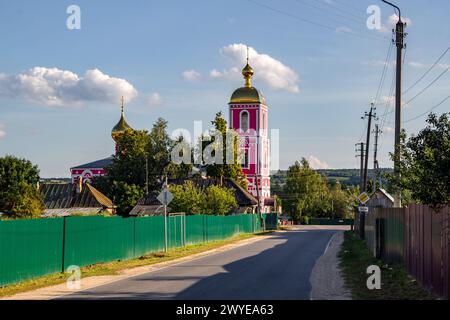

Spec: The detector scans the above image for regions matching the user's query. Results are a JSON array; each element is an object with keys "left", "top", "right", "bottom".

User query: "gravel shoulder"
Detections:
[{"left": 309, "top": 231, "right": 352, "bottom": 300}]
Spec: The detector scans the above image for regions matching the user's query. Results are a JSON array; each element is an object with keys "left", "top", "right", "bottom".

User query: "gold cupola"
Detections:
[
  {"left": 111, "top": 96, "right": 133, "bottom": 142},
  {"left": 229, "top": 47, "right": 266, "bottom": 105}
]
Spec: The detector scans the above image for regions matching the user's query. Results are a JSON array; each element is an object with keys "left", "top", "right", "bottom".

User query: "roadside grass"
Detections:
[
  {"left": 339, "top": 230, "right": 436, "bottom": 300},
  {"left": 0, "top": 231, "right": 272, "bottom": 298}
]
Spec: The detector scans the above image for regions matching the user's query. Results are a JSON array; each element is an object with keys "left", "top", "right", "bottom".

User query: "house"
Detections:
[
  {"left": 130, "top": 177, "right": 259, "bottom": 216},
  {"left": 40, "top": 181, "right": 115, "bottom": 217},
  {"left": 367, "top": 188, "right": 395, "bottom": 208}
]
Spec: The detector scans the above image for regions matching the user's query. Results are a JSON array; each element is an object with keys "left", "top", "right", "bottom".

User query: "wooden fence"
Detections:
[{"left": 363, "top": 205, "right": 450, "bottom": 299}]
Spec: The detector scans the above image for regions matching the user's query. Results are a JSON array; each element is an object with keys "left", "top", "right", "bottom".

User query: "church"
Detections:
[{"left": 70, "top": 58, "right": 273, "bottom": 212}]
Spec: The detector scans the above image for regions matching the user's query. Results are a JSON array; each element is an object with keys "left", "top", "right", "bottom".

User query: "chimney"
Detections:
[{"left": 74, "top": 176, "right": 83, "bottom": 194}]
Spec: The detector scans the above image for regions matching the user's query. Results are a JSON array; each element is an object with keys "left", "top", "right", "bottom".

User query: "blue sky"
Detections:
[{"left": 0, "top": 0, "right": 449, "bottom": 177}]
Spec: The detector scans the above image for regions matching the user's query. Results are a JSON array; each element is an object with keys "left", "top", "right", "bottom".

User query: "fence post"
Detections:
[{"left": 61, "top": 216, "right": 67, "bottom": 273}]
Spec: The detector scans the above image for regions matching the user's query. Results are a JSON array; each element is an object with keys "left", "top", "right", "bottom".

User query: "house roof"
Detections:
[
  {"left": 71, "top": 157, "right": 113, "bottom": 170},
  {"left": 135, "top": 178, "right": 258, "bottom": 207},
  {"left": 377, "top": 188, "right": 395, "bottom": 203},
  {"left": 40, "top": 183, "right": 114, "bottom": 209}
]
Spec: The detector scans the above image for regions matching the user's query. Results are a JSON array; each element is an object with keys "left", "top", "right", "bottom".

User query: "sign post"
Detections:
[{"left": 157, "top": 177, "right": 173, "bottom": 252}]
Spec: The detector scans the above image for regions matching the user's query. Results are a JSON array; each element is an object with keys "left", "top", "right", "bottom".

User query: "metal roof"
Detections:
[
  {"left": 70, "top": 157, "right": 113, "bottom": 170},
  {"left": 40, "top": 183, "right": 114, "bottom": 209},
  {"left": 135, "top": 178, "right": 258, "bottom": 207}
]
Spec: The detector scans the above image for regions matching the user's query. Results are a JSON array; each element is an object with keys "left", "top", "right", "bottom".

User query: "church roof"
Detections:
[
  {"left": 71, "top": 157, "right": 113, "bottom": 170},
  {"left": 230, "top": 86, "right": 266, "bottom": 104},
  {"left": 112, "top": 96, "right": 133, "bottom": 141},
  {"left": 229, "top": 58, "right": 266, "bottom": 105}
]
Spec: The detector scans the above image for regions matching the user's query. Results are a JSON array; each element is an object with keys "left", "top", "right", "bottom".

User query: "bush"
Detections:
[{"left": 300, "top": 215, "right": 310, "bottom": 225}]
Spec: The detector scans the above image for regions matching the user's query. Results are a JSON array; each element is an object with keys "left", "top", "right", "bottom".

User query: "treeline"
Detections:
[{"left": 272, "top": 158, "right": 359, "bottom": 223}]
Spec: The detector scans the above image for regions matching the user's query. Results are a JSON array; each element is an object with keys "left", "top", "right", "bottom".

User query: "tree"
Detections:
[
  {"left": 203, "top": 112, "right": 247, "bottom": 188},
  {"left": 169, "top": 181, "right": 203, "bottom": 214},
  {"left": 202, "top": 185, "right": 237, "bottom": 215},
  {"left": 111, "top": 181, "right": 144, "bottom": 215},
  {"left": 388, "top": 113, "right": 450, "bottom": 209},
  {"left": 0, "top": 156, "right": 44, "bottom": 218},
  {"left": 93, "top": 118, "right": 192, "bottom": 215},
  {"left": 283, "top": 158, "right": 329, "bottom": 221}
]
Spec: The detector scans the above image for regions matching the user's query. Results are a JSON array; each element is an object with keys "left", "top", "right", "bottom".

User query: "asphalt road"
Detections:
[{"left": 58, "top": 229, "right": 340, "bottom": 300}]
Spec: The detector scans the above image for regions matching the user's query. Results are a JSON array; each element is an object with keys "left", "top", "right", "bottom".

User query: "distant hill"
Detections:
[{"left": 271, "top": 168, "right": 393, "bottom": 188}]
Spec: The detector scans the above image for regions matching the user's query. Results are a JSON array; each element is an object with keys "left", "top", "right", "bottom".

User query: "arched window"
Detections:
[{"left": 240, "top": 111, "right": 249, "bottom": 132}]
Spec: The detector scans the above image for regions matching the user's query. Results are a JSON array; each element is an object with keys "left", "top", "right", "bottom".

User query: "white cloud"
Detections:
[
  {"left": 409, "top": 61, "right": 426, "bottom": 69},
  {"left": 379, "top": 14, "right": 412, "bottom": 33},
  {"left": 211, "top": 43, "right": 300, "bottom": 93},
  {"left": 335, "top": 26, "right": 353, "bottom": 34},
  {"left": 378, "top": 95, "right": 395, "bottom": 107},
  {"left": 308, "top": 155, "right": 330, "bottom": 170},
  {"left": 364, "top": 60, "right": 393, "bottom": 68},
  {"left": 0, "top": 125, "right": 5, "bottom": 139},
  {"left": 0, "top": 67, "right": 137, "bottom": 107},
  {"left": 384, "top": 126, "right": 395, "bottom": 134},
  {"left": 148, "top": 92, "right": 162, "bottom": 106},
  {"left": 182, "top": 69, "right": 201, "bottom": 81}
]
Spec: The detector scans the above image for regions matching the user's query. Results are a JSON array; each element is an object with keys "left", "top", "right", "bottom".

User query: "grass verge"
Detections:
[
  {"left": 0, "top": 231, "right": 271, "bottom": 298},
  {"left": 339, "top": 230, "right": 436, "bottom": 300}
]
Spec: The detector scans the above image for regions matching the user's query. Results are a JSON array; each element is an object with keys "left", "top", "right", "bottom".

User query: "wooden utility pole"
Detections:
[
  {"left": 382, "top": 0, "right": 406, "bottom": 207},
  {"left": 362, "top": 104, "right": 376, "bottom": 192},
  {"left": 355, "top": 143, "right": 365, "bottom": 194},
  {"left": 373, "top": 124, "right": 382, "bottom": 190}
]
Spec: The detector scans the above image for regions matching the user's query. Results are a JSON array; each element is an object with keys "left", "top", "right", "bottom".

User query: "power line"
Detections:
[
  {"left": 403, "top": 67, "right": 449, "bottom": 106},
  {"left": 403, "top": 45, "right": 450, "bottom": 95},
  {"left": 403, "top": 95, "right": 450, "bottom": 123},
  {"left": 374, "top": 41, "right": 394, "bottom": 104},
  {"left": 294, "top": 0, "right": 365, "bottom": 26},
  {"left": 246, "top": 0, "right": 388, "bottom": 42},
  {"left": 313, "top": 0, "right": 366, "bottom": 22}
]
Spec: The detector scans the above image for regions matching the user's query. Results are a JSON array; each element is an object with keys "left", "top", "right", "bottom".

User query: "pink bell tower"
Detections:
[{"left": 228, "top": 49, "right": 271, "bottom": 212}]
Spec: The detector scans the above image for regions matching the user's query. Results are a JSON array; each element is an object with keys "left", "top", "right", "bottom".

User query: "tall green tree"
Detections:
[
  {"left": 169, "top": 181, "right": 203, "bottom": 214},
  {"left": 388, "top": 113, "right": 450, "bottom": 209},
  {"left": 0, "top": 156, "right": 44, "bottom": 218},
  {"left": 94, "top": 118, "right": 192, "bottom": 215},
  {"left": 203, "top": 112, "right": 247, "bottom": 188},
  {"left": 202, "top": 185, "right": 237, "bottom": 215},
  {"left": 283, "top": 158, "right": 329, "bottom": 221}
]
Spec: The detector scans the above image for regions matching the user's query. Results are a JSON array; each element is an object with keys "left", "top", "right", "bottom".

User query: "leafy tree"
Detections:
[
  {"left": 388, "top": 113, "right": 450, "bottom": 209},
  {"left": 0, "top": 156, "right": 44, "bottom": 218},
  {"left": 202, "top": 185, "right": 237, "bottom": 215},
  {"left": 203, "top": 112, "right": 247, "bottom": 188},
  {"left": 283, "top": 158, "right": 329, "bottom": 221},
  {"left": 94, "top": 118, "right": 192, "bottom": 215},
  {"left": 169, "top": 181, "right": 203, "bottom": 214},
  {"left": 111, "top": 181, "right": 144, "bottom": 215}
]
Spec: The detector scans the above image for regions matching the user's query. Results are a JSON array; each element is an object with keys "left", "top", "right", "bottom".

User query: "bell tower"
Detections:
[{"left": 228, "top": 49, "right": 271, "bottom": 212}]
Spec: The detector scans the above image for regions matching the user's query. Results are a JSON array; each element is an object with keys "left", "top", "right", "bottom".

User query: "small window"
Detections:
[
  {"left": 241, "top": 111, "right": 249, "bottom": 132},
  {"left": 243, "top": 149, "right": 249, "bottom": 168}
]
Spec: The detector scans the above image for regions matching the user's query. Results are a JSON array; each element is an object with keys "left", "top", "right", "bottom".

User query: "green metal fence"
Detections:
[{"left": 0, "top": 213, "right": 277, "bottom": 287}]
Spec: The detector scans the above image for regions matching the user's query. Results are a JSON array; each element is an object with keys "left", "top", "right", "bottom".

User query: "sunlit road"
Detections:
[{"left": 58, "top": 228, "right": 346, "bottom": 300}]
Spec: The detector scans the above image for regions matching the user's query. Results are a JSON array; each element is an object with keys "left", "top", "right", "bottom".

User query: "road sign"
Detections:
[
  {"left": 157, "top": 188, "right": 173, "bottom": 206},
  {"left": 358, "top": 192, "right": 370, "bottom": 205},
  {"left": 358, "top": 206, "right": 369, "bottom": 213}
]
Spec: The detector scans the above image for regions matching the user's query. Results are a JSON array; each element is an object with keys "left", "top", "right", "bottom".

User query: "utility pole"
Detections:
[
  {"left": 373, "top": 124, "right": 382, "bottom": 190},
  {"left": 362, "top": 104, "right": 376, "bottom": 193},
  {"left": 382, "top": 0, "right": 406, "bottom": 207},
  {"left": 355, "top": 143, "right": 365, "bottom": 194}
]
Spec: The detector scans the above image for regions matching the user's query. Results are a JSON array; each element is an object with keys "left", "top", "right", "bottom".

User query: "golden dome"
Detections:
[
  {"left": 229, "top": 60, "right": 266, "bottom": 104},
  {"left": 111, "top": 97, "right": 133, "bottom": 142},
  {"left": 230, "top": 86, "right": 266, "bottom": 104}
]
